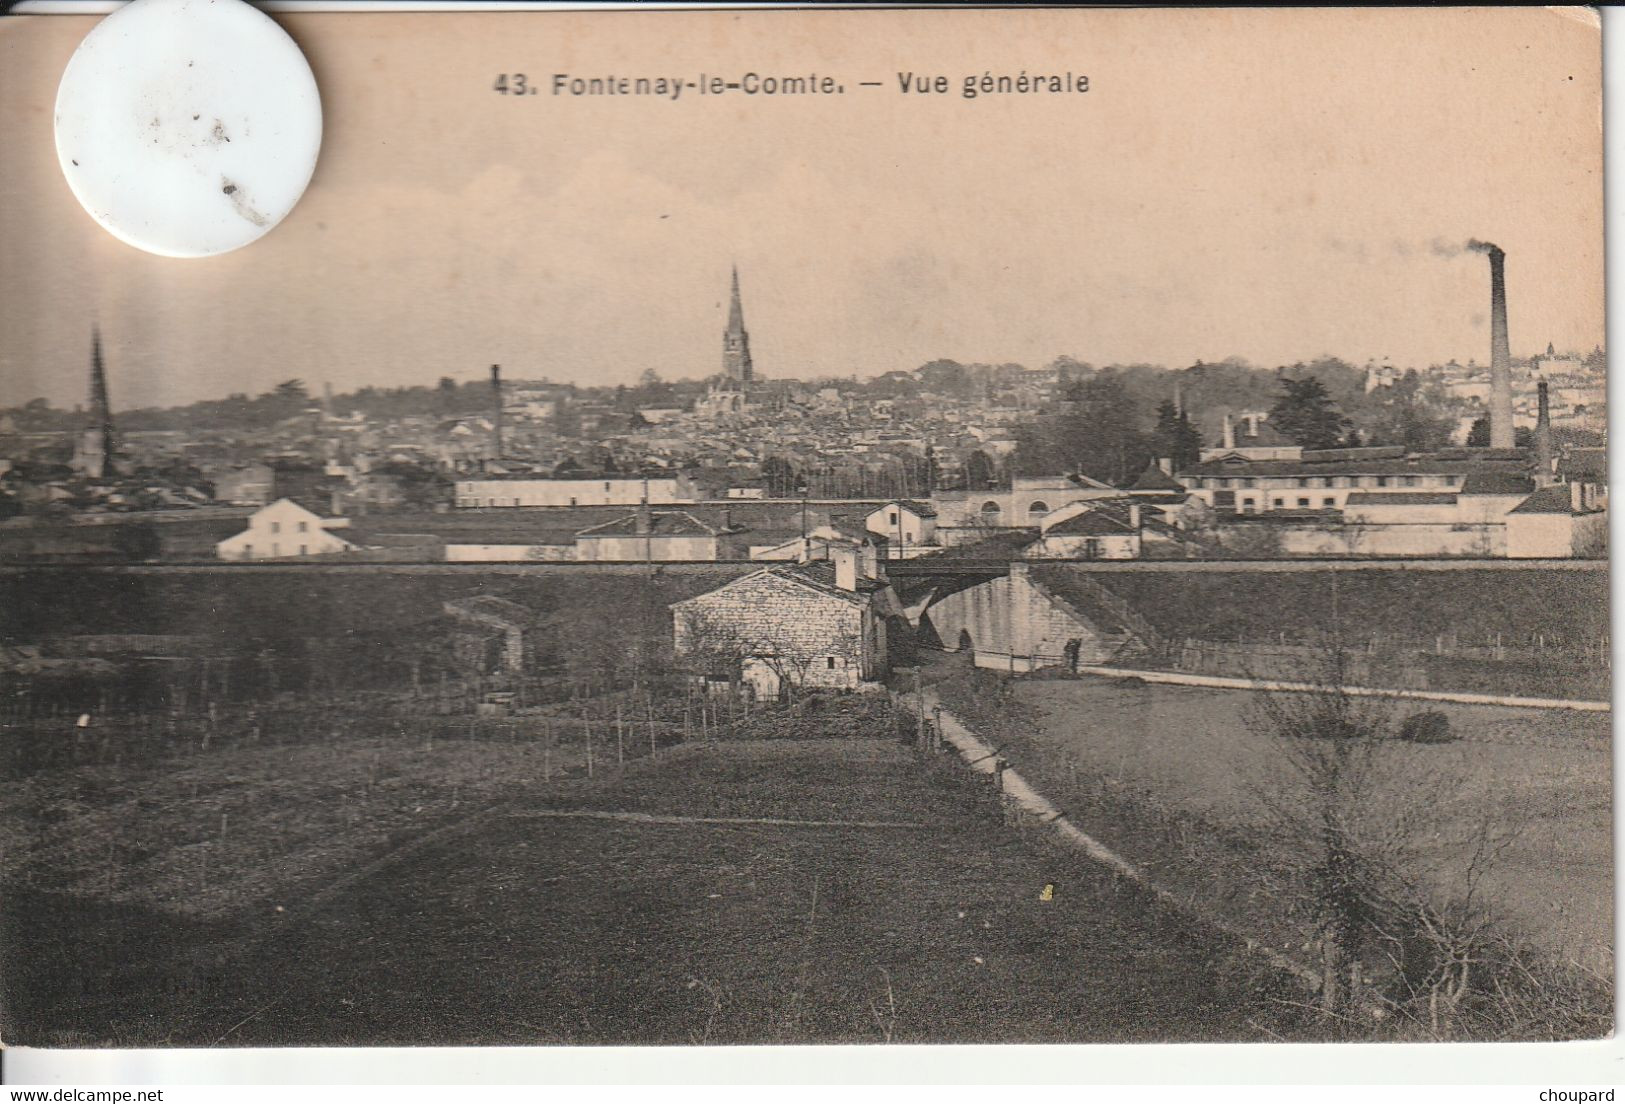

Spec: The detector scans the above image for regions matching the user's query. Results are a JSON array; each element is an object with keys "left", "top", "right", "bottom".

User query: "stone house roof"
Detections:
[{"left": 576, "top": 510, "right": 718, "bottom": 538}]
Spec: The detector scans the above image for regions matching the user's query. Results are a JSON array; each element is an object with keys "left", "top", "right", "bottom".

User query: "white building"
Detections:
[
  {"left": 865, "top": 500, "right": 938, "bottom": 557},
  {"left": 1027, "top": 503, "right": 1144, "bottom": 560},
  {"left": 1505, "top": 483, "right": 1609, "bottom": 558},
  {"left": 574, "top": 510, "right": 723, "bottom": 561},
  {"left": 453, "top": 476, "right": 694, "bottom": 508},
  {"left": 216, "top": 498, "right": 354, "bottom": 560}
]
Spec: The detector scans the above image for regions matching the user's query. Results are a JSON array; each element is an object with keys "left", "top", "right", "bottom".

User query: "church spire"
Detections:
[
  {"left": 722, "top": 264, "right": 754, "bottom": 384},
  {"left": 73, "top": 326, "right": 116, "bottom": 479}
]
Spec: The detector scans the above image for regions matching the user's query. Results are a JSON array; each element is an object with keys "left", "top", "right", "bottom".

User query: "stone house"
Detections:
[{"left": 670, "top": 545, "right": 895, "bottom": 699}]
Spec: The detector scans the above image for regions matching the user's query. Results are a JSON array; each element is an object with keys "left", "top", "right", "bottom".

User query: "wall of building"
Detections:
[
  {"left": 575, "top": 534, "right": 718, "bottom": 561},
  {"left": 444, "top": 543, "right": 575, "bottom": 562},
  {"left": 866, "top": 505, "right": 937, "bottom": 551},
  {"left": 1266, "top": 521, "right": 1505, "bottom": 558},
  {"left": 1028, "top": 532, "right": 1141, "bottom": 560},
  {"left": 672, "top": 571, "right": 882, "bottom": 697},
  {"left": 454, "top": 478, "right": 687, "bottom": 508},
  {"left": 1506, "top": 512, "right": 1601, "bottom": 559},
  {"left": 217, "top": 501, "right": 352, "bottom": 560},
  {"left": 932, "top": 482, "right": 1115, "bottom": 529}
]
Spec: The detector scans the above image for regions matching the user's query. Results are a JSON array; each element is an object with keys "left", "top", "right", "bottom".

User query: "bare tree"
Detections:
[{"left": 1246, "top": 642, "right": 1546, "bottom": 1037}]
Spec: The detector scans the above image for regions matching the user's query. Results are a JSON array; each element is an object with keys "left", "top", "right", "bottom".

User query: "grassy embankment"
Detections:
[{"left": 933, "top": 664, "right": 1611, "bottom": 1038}]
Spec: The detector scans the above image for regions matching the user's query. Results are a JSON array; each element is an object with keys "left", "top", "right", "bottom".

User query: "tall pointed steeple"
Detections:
[
  {"left": 722, "top": 265, "right": 754, "bottom": 385},
  {"left": 72, "top": 326, "right": 116, "bottom": 479}
]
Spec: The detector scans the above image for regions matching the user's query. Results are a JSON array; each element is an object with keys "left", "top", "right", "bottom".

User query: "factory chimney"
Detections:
[
  {"left": 1479, "top": 243, "right": 1514, "bottom": 449},
  {"left": 489, "top": 364, "right": 504, "bottom": 460},
  {"left": 1534, "top": 380, "right": 1554, "bottom": 486}
]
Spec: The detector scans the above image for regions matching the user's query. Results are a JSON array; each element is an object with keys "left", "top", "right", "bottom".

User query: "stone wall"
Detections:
[{"left": 924, "top": 565, "right": 1122, "bottom": 670}]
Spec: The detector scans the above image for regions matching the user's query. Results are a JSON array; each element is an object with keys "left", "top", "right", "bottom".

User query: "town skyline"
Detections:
[
  {"left": 3, "top": 253, "right": 1608, "bottom": 415},
  {"left": 0, "top": 9, "right": 1604, "bottom": 410}
]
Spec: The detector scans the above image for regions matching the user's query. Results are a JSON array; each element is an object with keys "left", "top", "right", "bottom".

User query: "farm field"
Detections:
[
  {"left": 1, "top": 720, "right": 1305, "bottom": 1046},
  {"left": 937, "top": 669, "right": 1613, "bottom": 983}
]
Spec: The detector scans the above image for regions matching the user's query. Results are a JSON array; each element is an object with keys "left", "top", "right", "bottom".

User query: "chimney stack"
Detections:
[
  {"left": 1534, "top": 380, "right": 1554, "bottom": 486},
  {"left": 860, "top": 539, "right": 881, "bottom": 581},
  {"left": 1222, "top": 413, "right": 1235, "bottom": 451},
  {"left": 1128, "top": 503, "right": 1142, "bottom": 531},
  {"left": 1157, "top": 457, "right": 1172, "bottom": 476},
  {"left": 832, "top": 543, "right": 859, "bottom": 592},
  {"left": 490, "top": 364, "right": 504, "bottom": 459},
  {"left": 1570, "top": 481, "right": 1584, "bottom": 514},
  {"left": 1486, "top": 246, "right": 1514, "bottom": 449}
]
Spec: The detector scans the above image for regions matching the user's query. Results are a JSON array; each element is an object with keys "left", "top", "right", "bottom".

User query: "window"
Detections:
[
  {"left": 1241, "top": 500, "right": 1257, "bottom": 515},
  {"left": 1324, "top": 497, "right": 1336, "bottom": 508},
  {"left": 270, "top": 521, "right": 281, "bottom": 534},
  {"left": 826, "top": 657, "right": 837, "bottom": 670},
  {"left": 980, "top": 501, "right": 1001, "bottom": 521},
  {"left": 272, "top": 543, "right": 280, "bottom": 556},
  {"left": 298, "top": 544, "right": 307, "bottom": 556},
  {"left": 570, "top": 497, "right": 578, "bottom": 506},
  {"left": 1297, "top": 497, "right": 1310, "bottom": 508},
  {"left": 1242, "top": 478, "right": 1256, "bottom": 488},
  {"left": 1272, "top": 497, "right": 1285, "bottom": 509},
  {"left": 1083, "top": 538, "right": 1103, "bottom": 559},
  {"left": 298, "top": 521, "right": 309, "bottom": 533},
  {"left": 242, "top": 544, "right": 252, "bottom": 558},
  {"left": 1402, "top": 476, "right": 1417, "bottom": 487},
  {"left": 604, "top": 481, "right": 612, "bottom": 491},
  {"left": 1299, "top": 478, "right": 1311, "bottom": 488},
  {"left": 1375, "top": 476, "right": 1389, "bottom": 487},
  {"left": 888, "top": 511, "right": 898, "bottom": 525},
  {"left": 1028, "top": 501, "right": 1050, "bottom": 518}
]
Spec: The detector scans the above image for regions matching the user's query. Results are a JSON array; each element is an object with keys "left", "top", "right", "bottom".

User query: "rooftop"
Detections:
[
  {"left": 1343, "top": 492, "right": 1459, "bottom": 507},
  {"left": 576, "top": 510, "right": 719, "bottom": 538}
]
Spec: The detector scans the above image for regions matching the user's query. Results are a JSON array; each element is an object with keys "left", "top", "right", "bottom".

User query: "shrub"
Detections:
[{"left": 1397, "top": 710, "right": 1454, "bottom": 744}]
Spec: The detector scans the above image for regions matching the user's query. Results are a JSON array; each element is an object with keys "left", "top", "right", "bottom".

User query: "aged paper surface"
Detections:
[{"left": 0, "top": 7, "right": 1608, "bottom": 1048}]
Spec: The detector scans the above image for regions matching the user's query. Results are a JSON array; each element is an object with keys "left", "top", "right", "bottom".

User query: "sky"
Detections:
[{"left": 0, "top": 6, "right": 1604, "bottom": 410}]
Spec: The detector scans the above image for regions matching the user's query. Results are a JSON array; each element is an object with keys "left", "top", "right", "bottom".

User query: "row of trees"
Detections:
[{"left": 1013, "top": 365, "right": 1466, "bottom": 486}]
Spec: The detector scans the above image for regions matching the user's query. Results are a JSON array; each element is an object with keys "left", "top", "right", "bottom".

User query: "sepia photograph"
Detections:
[{"left": 0, "top": 4, "right": 1610, "bottom": 1052}]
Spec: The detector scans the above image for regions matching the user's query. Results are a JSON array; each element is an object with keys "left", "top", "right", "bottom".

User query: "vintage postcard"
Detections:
[{"left": 0, "top": 5, "right": 1609, "bottom": 1049}]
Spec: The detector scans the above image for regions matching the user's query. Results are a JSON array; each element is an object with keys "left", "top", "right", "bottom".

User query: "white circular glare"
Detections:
[{"left": 54, "top": 0, "right": 322, "bottom": 258}]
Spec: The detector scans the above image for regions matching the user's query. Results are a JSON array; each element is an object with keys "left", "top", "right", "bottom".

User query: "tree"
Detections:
[
  {"left": 1244, "top": 643, "right": 1571, "bottom": 1038},
  {"left": 964, "top": 449, "right": 999, "bottom": 492},
  {"left": 1465, "top": 417, "right": 1532, "bottom": 449},
  {"left": 1364, "top": 371, "right": 1454, "bottom": 453},
  {"left": 761, "top": 456, "right": 799, "bottom": 497},
  {"left": 1269, "top": 376, "right": 1351, "bottom": 450},
  {"left": 1017, "top": 369, "right": 1150, "bottom": 484},
  {"left": 1152, "top": 400, "right": 1204, "bottom": 471}
]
